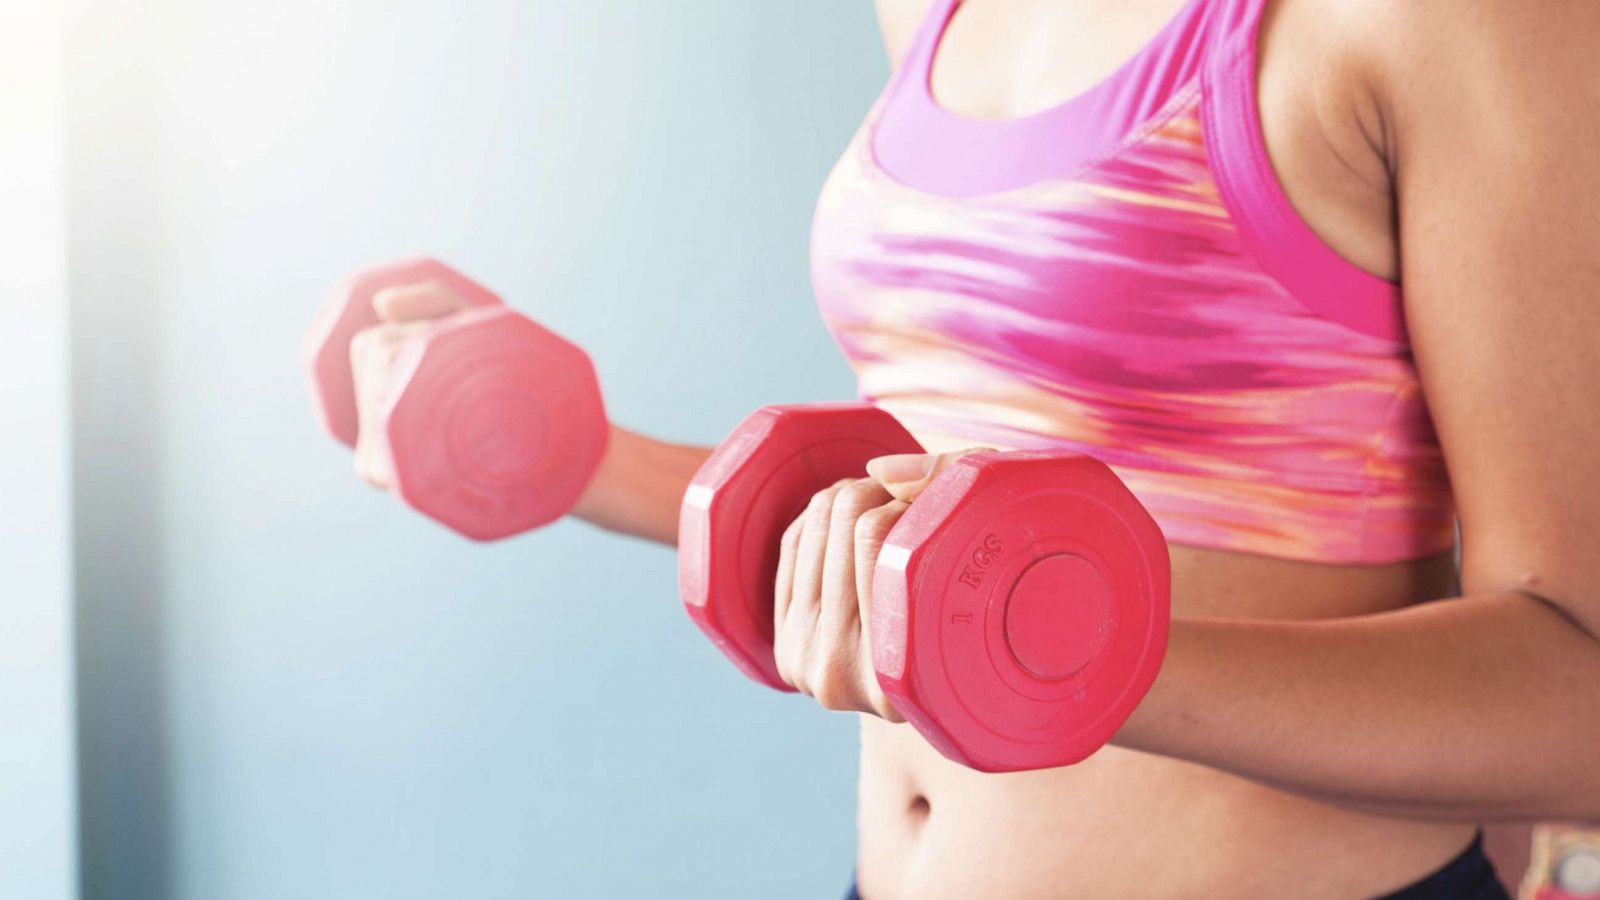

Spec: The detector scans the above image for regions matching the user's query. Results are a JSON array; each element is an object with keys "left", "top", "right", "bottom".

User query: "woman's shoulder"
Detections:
[{"left": 1277, "top": 0, "right": 1599, "bottom": 104}]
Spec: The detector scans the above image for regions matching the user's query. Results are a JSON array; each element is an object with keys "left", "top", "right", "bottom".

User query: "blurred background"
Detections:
[{"left": 3, "top": 1, "right": 886, "bottom": 897}]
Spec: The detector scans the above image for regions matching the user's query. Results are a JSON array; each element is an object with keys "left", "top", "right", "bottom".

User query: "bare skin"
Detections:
[{"left": 347, "top": 1, "right": 1600, "bottom": 896}]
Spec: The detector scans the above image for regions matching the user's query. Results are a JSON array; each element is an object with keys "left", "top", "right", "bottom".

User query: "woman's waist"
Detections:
[
  {"left": 852, "top": 550, "right": 1467, "bottom": 897},
  {"left": 857, "top": 719, "right": 1480, "bottom": 899}
]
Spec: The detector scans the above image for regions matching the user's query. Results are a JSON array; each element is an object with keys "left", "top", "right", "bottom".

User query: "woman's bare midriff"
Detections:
[{"left": 855, "top": 544, "right": 1479, "bottom": 899}]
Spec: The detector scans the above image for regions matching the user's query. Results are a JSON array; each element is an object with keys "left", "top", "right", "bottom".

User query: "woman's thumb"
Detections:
[
  {"left": 866, "top": 448, "right": 993, "bottom": 503},
  {"left": 372, "top": 280, "right": 468, "bottom": 323}
]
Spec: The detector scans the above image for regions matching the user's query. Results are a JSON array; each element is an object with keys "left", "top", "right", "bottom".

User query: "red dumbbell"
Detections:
[
  {"left": 679, "top": 404, "right": 924, "bottom": 688},
  {"left": 303, "top": 258, "right": 608, "bottom": 540},
  {"left": 678, "top": 404, "right": 1169, "bottom": 772}
]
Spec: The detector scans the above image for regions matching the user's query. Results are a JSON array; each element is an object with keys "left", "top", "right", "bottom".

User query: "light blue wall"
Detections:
[
  {"left": 67, "top": 2, "right": 885, "bottom": 897},
  {"left": 0, "top": 3, "right": 78, "bottom": 897}
]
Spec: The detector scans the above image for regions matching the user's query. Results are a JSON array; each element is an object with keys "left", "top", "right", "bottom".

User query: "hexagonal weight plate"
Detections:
[
  {"left": 384, "top": 307, "right": 608, "bottom": 540},
  {"left": 871, "top": 452, "right": 1169, "bottom": 772}
]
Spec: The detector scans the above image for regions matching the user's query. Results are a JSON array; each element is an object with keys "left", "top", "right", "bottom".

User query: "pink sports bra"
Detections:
[{"left": 810, "top": 0, "right": 1455, "bottom": 564}]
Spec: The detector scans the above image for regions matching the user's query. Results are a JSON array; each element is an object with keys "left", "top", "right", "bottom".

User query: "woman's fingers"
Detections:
[
  {"left": 773, "top": 514, "right": 804, "bottom": 631},
  {"left": 788, "top": 482, "right": 845, "bottom": 626},
  {"left": 772, "top": 513, "right": 806, "bottom": 686},
  {"left": 775, "top": 484, "right": 840, "bottom": 691},
  {"left": 852, "top": 500, "right": 905, "bottom": 612},
  {"left": 854, "top": 499, "right": 909, "bottom": 722},
  {"left": 810, "top": 480, "right": 891, "bottom": 713},
  {"left": 771, "top": 476, "right": 910, "bottom": 720},
  {"left": 349, "top": 318, "right": 443, "bottom": 487},
  {"left": 822, "top": 482, "right": 890, "bottom": 629},
  {"left": 347, "top": 281, "right": 471, "bottom": 490}
]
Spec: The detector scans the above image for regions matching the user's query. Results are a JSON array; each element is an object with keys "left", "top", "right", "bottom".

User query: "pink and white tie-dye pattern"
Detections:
[{"left": 810, "top": 89, "right": 1455, "bottom": 564}]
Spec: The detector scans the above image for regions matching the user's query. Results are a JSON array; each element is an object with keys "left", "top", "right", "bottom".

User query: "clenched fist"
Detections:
[{"left": 771, "top": 448, "right": 991, "bottom": 721}]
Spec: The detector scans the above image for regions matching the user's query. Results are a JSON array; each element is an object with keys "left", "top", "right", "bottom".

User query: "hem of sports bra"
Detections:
[
  {"left": 1158, "top": 525, "right": 1458, "bottom": 567},
  {"left": 869, "top": 400, "right": 1457, "bottom": 565},
  {"left": 1199, "top": 31, "right": 1409, "bottom": 344},
  {"left": 1115, "top": 451, "right": 1457, "bottom": 566}
]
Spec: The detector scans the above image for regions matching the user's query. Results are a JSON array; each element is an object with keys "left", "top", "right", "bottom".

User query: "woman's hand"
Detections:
[
  {"left": 347, "top": 280, "right": 474, "bottom": 489},
  {"left": 344, "top": 278, "right": 710, "bottom": 546},
  {"left": 772, "top": 448, "right": 990, "bottom": 720}
]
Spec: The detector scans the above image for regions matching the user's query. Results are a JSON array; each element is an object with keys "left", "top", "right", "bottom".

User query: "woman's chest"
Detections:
[{"left": 871, "top": 0, "right": 1398, "bottom": 278}]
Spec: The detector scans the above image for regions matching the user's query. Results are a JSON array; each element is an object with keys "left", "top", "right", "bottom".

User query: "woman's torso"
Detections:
[{"left": 827, "top": 0, "right": 1480, "bottom": 896}]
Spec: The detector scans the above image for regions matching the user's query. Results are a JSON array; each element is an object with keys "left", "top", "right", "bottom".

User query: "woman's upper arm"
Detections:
[{"left": 1384, "top": 1, "right": 1600, "bottom": 632}]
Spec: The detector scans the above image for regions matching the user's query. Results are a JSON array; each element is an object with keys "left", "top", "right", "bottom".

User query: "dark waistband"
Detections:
[{"left": 1378, "top": 833, "right": 1510, "bottom": 900}]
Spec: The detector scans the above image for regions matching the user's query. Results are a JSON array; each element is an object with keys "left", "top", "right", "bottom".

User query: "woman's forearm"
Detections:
[
  {"left": 1114, "top": 590, "right": 1600, "bottom": 822},
  {"left": 571, "top": 425, "right": 710, "bottom": 545}
]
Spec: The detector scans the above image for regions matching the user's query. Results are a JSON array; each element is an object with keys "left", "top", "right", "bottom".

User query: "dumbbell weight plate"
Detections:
[
  {"left": 384, "top": 306, "right": 608, "bottom": 541},
  {"left": 679, "top": 404, "right": 923, "bottom": 690},
  {"left": 304, "top": 257, "right": 501, "bottom": 448},
  {"left": 872, "top": 452, "right": 1169, "bottom": 773}
]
